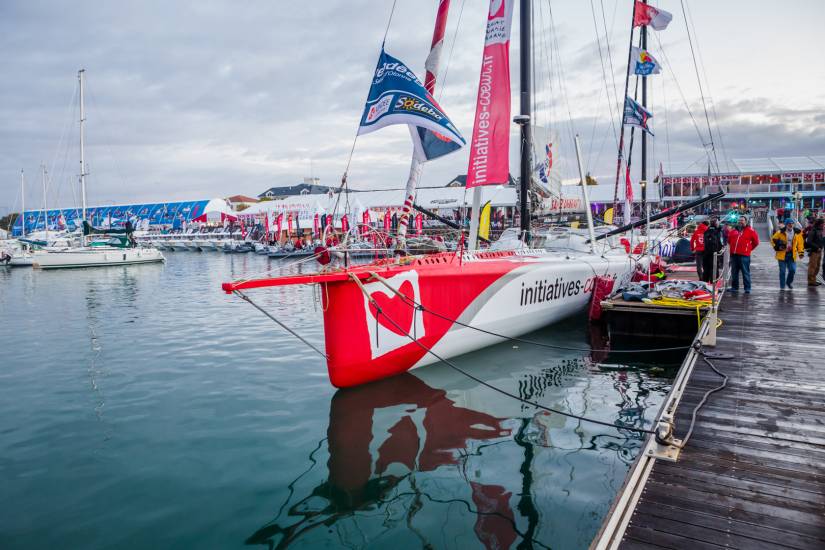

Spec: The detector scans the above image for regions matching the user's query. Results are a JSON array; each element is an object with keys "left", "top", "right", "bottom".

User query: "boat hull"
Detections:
[
  {"left": 32, "top": 248, "right": 165, "bottom": 269},
  {"left": 317, "top": 251, "right": 634, "bottom": 388}
]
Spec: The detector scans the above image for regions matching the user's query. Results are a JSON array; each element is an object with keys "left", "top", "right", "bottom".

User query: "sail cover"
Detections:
[{"left": 358, "top": 48, "right": 465, "bottom": 161}]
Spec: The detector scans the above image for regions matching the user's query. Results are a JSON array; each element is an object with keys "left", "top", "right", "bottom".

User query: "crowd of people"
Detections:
[{"left": 689, "top": 214, "right": 825, "bottom": 292}]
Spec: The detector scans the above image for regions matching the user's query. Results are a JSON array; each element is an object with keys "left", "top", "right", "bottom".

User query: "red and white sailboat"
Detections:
[{"left": 223, "top": 0, "right": 638, "bottom": 388}]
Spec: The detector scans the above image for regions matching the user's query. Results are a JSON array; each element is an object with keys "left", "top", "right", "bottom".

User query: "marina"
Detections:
[
  {"left": 2, "top": 0, "right": 823, "bottom": 549},
  {"left": 593, "top": 240, "right": 825, "bottom": 549}
]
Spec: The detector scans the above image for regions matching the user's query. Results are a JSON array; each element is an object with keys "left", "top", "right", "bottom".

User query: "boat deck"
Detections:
[{"left": 593, "top": 242, "right": 825, "bottom": 549}]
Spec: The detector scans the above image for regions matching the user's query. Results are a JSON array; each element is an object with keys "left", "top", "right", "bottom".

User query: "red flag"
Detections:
[
  {"left": 383, "top": 212, "right": 391, "bottom": 233},
  {"left": 287, "top": 214, "right": 293, "bottom": 235},
  {"left": 362, "top": 210, "right": 370, "bottom": 236},
  {"left": 415, "top": 213, "right": 423, "bottom": 235},
  {"left": 633, "top": 1, "right": 672, "bottom": 30},
  {"left": 313, "top": 213, "right": 319, "bottom": 237},
  {"left": 276, "top": 213, "right": 283, "bottom": 237},
  {"left": 341, "top": 214, "right": 349, "bottom": 233}
]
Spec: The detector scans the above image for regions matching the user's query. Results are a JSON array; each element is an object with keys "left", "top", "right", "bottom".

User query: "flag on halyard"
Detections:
[
  {"left": 630, "top": 47, "right": 661, "bottom": 76},
  {"left": 633, "top": 1, "right": 672, "bottom": 31},
  {"left": 623, "top": 96, "right": 654, "bottom": 135},
  {"left": 359, "top": 48, "right": 465, "bottom": 161}
]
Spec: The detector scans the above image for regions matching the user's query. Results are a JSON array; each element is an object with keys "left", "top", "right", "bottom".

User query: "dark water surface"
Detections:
[{"left": 0, "top": 253, "right": 682, "bottom": 549}]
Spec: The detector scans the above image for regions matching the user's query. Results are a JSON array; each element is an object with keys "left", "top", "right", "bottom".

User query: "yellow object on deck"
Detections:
[
  {"left": 604, "top": 207, "right": 614, "bottom": 225},
  {"left": 478, "top": 201, "right": 491, "bottom": 241}
]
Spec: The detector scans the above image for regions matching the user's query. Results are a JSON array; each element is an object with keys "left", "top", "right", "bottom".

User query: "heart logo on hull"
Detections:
[{"left": 368, "top": 280, "right": 415, "bottom": 337}]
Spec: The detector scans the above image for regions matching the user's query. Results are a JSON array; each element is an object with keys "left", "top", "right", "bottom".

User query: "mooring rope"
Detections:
[
  {"left": 348, "top": 273, "right": 656, "bottom": 436},
  {"left": 233, "top": 290, "right": 328, "bottom": 359},
  {"left": 365, "top": 271, "right": 691, "bottom": 354}
]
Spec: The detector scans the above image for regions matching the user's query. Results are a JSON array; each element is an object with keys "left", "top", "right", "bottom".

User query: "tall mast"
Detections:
[
  {"left": 79, "top": 69, "right": 87, "bottom": 223},
  {"left": 517, "top": 0, "right": 532, "bottom": 242},
  {"left": 640, "top": 2, "right": 648, "bottom": 226},
  {"left": 20, "top": 170, "right": 25, "bottom": 238},
  {"left": 41, "top": 164, "right": 49, "bottom": 241}
]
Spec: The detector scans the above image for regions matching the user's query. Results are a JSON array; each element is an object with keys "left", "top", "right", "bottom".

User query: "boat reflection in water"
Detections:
[{"left": 246, "top": 340, "right": 672, "bottom": 549}]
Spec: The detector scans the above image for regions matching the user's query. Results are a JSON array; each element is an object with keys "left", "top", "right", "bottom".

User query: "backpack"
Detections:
[{"left": 704, "top": 228, "right": 722, "bottom": 254}]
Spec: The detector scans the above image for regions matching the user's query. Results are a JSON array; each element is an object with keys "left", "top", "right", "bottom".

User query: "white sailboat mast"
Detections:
[
  {"left": 78, "top": 69, "right": 87, "bottom": 223},
  {"left": 41, "top": 164, "right": 49, "bottom": 241},
  {"left": 573, "top": 135, "right": 597, "bottom": 253},
  {"left": 20, "top": 169, "right": 25, "bottom": 238}
]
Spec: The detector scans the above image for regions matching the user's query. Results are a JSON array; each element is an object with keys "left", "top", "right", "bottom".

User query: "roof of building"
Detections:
[
  {"left": 258, "top": 183, "right": 336, "bottom": 198},
  {"left": 226, "top": 194, "right": 259, "bottom": 203},
  {"left": 666, "top": 156, "right": 825, "bottom": 176}
]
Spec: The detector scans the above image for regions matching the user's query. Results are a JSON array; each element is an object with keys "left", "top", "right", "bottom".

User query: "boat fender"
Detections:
[
  {"left": 314, "top": 246, "right": 331, "bottom": 265},
  {"left": 588, "top": 276, "right": 615, "bottom": 322}
]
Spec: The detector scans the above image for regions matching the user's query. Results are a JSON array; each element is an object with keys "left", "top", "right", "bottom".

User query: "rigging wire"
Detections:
[
  {"left": 681, "top": 0, "right": 730, "bottom": 173},
  {"left": 679, "top": 0, "right": 720, "bottom": 173}
]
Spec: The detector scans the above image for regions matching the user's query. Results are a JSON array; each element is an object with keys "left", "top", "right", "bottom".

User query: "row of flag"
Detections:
[{"left": 622, "top": 1, "right": 671, "bottom": 136}]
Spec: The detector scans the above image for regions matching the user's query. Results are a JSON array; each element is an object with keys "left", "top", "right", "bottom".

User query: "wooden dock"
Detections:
[{"left": 593, "top": 242, "right": 825, "bottom": 550}]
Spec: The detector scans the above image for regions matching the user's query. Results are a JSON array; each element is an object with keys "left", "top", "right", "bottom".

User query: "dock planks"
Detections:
[{"left": 602, "top": 241, "right": 825, "bottom": 550}]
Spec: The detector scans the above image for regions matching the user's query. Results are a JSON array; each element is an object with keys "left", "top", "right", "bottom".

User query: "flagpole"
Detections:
[
  {"left": 612, "top": 0, "right": 639, "bottom": 223},
  {"left": 395, "top": 0, "right": 451, "bottom": 252}
]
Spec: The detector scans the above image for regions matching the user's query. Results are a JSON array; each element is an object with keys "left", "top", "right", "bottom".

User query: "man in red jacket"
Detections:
[
  {"left": 727, "top": 217, "right": 760, "bottom": 293},
  {"left": 690, "top": 220, "right": 708, "bottom": 279}
]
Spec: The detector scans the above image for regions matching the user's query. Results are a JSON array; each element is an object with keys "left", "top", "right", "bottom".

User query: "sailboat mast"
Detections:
[
  {"left": 640, "top": 2, "right": 648, "bottom": 222},
  {"left": 41, "top": 164, "right": 49, "bottom": 241},
  {"left": 518, "top": 0, "right": 532, "bottom": 242},
  {"left": 78, "top": 69, "right": 87, "bottom": 223},
  {"left": 20, "top": 170, "right": 25, "bottom": 238}
]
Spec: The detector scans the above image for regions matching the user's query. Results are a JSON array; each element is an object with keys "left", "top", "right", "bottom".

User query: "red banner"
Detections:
[
  {"left": 313, "top": 213, "right": 319, "bottom": 237},
  {"left": 466, "top": 0, "right": 514, "bottom": 188},
  {"left": 341, "top": 214, "right": 349, "bottom": 233},
  {"left": 415, "top": 213, "right": 423, "bottom": 235},
  {"left": 276, "top": 213, "right": 283, "bottom": 236}
]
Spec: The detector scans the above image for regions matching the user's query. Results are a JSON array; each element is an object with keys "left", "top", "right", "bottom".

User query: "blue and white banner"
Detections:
[
  {"left": 623, "top": 96, "right": 654, "bottom": 135},
  {"left": 630, "top": 47, "right": 661, "bottom": 76},
  {"left": 359, "top": 48, "right": 465, "bottom": 161}
]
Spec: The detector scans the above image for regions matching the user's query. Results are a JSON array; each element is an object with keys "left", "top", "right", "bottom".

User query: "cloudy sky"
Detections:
[{"left": 1, "top": 0, "right": 823, "bottom": 213}]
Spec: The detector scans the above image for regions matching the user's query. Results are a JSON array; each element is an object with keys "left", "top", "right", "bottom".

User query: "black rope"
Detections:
[
  {"left": 367, "top": 272, "right": 690, "bottom": 354},
  {"left": 234, "top": 290, "right": 328, "bottom": 359},
  {"left": 349, "top": 275, "right": 656, "bottom": 436}
]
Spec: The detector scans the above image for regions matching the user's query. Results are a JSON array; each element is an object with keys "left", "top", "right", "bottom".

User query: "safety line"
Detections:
[{"left": 349, "top": 273, "right": 656, "bottom": 436}]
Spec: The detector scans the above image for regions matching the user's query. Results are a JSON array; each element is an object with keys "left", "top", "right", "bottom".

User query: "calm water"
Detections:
[{"left": 0, "top": 253, "right": 682, "bottom": 549}]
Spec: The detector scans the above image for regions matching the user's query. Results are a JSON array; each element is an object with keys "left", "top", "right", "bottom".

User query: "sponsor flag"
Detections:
[
  {"left": 276, "top": 213, "right": 283, "bottom": 237},
  {"left": 313, "top": 213, "right": 319, "bottom": 237},
  {"left": 604, "top": 207, "right": 614, "bottom": 225},
  {"left": 536, "top": 142, "right": 553, "bottom": 184},
  {"left": 359, "top": 48, "right": 465, "bottom": 161},
  {"left": 467, "top": 0, "right": 514, "bottom": 188},
  {"left": 414, "top": 213, "right": 423, "bottom": 235},
  {"left": 361, "top": 210, "right": 370, "bottom": 236},
  {"left": 478, "top": 201, "right": 492, "bottom": 241},
  {"left": 287, "top": 214, "right": 293, "bottom": 235},
  {"left": 630, "top": 47, "right": 661, "bottom": 76},
  {"left": 341, "top": 214, "right": 349, "bottom": 233},
  {"left": 633, "top": 1, "right": 672, "bottom": 30},
  {"left": 383, "top": 212, "right": 391, "bottom": 233},
  {"left": 623, "top": 96, "right": 654, "bottom": 135}
]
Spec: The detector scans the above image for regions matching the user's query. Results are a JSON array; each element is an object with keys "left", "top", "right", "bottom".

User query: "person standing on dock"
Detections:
[
  {"left": 805, "top": 218, "right": 824, "bottom": 286},
  {"left": 691, "top": 220, "right": 708, "bottom": 280},
  {"left": 728, "top": 217, "right": 760, "bottom": 293},
  {"left": 772, "top": 220, "right": 805, "bottom": 290},
  {"left": 701, "top": 218, "right": 723, "bottom": 283}
]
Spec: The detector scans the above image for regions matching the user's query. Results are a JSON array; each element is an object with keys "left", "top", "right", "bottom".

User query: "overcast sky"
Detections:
[{"left": 1, "top": 0, "right": 824, "bottom": 213}]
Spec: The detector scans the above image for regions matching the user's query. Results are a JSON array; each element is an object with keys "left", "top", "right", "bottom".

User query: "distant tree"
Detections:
[{"left": 0, "top": 212, "right": 19, "bottom": 232}]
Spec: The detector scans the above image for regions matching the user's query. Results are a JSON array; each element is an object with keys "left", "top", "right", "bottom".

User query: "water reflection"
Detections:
[{"left": 246, "top": 347, "right": 672, "bottom": 550}]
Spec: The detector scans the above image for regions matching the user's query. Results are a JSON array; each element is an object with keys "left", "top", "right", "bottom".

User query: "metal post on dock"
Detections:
[{"left": 701, "top": 245, "right": 728, "bottom": 347}]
